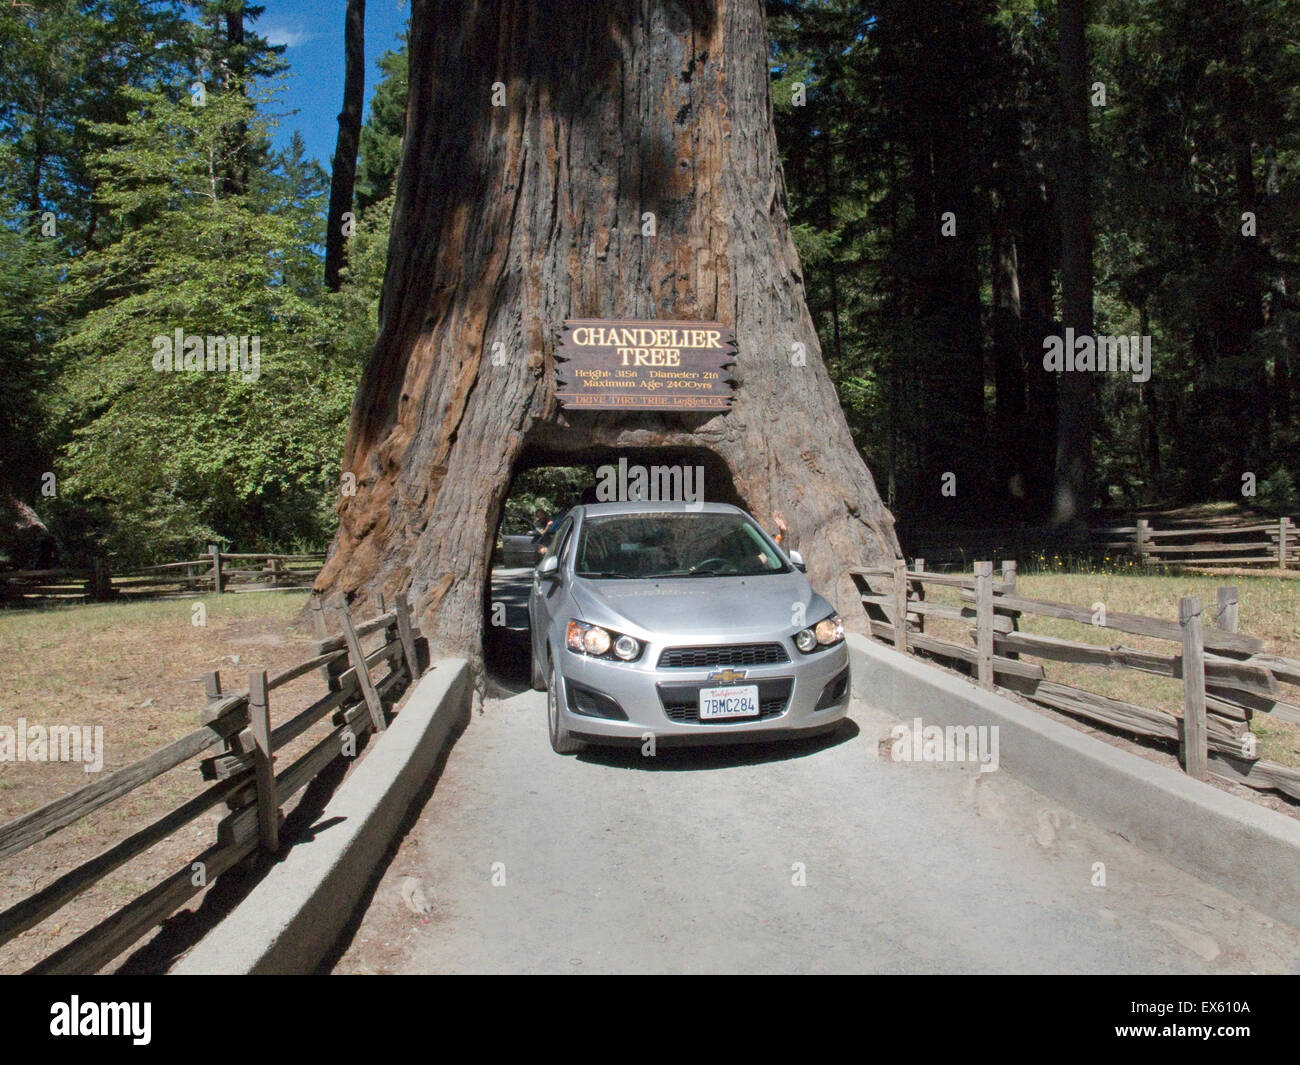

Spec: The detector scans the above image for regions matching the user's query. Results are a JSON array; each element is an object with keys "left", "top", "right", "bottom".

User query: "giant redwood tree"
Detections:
[{"left": 314, "top": 0, "right": 900, "bottom": 671}]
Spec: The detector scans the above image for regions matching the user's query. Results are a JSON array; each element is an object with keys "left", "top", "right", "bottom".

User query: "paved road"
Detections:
[{"left": 333, "top": 680, "right": 1300, "bottom": 974}]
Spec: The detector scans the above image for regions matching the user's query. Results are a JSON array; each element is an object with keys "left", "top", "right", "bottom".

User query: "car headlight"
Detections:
[
  {"left": 566, "top": 620, "right": 642, "bottom": 661},
  {"left": 795, "top": 613, "right": 844, "bottom": 653}
]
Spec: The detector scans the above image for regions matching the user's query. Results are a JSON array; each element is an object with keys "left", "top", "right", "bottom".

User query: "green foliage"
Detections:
[
  {"left": 501, "top": 468, "right": 593, "bottom": 536},
  {"left": 356, "top": 39, "right": 408, "bottom": 215},
  {"left": 1257, "top": 468, "right": 1298, "bottom": 515},
  {"left": 44, "top": 85, "right": 368, "bottom": 565},
  {"left": 0, "top": 192, "right": 61, "bottom": 498},
  {"left": 0, "top": 0, "right": 193, "bottom": 251}
]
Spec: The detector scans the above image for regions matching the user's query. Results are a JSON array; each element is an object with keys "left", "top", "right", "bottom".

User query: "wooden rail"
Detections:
[
  {"left": 0, "top": 549, "right": 327, "bottom": 604},
  {"left": 895, "top": 516, "right": 1297, "bottom": 569},
  {"left": 854, "top": 562, "right": 1300, "bottom": 802},
  {"left": 1092, "top": 517, "right": 1297, "bottom": 568},
  {"left": 0, "top": 593, "right": 426, "bottom": 974}
]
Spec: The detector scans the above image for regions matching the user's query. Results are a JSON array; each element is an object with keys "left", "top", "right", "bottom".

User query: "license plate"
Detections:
[{"left": 698, "top": 684, "right": 760, "bottom": 720}]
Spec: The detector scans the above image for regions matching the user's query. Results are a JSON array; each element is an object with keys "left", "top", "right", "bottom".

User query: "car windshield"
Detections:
[{"left": 575, "top": 512, "right": 790, "bottom": 579}]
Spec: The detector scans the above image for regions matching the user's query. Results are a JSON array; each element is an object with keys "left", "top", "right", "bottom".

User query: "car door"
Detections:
[{"left": 530, "top": 512, "right": 575, "bottom": 662}]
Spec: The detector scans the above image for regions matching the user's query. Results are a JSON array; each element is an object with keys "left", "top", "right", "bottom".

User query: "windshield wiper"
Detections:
[{"left": 576, "top": 570, "right": 636, "bottom": 579}]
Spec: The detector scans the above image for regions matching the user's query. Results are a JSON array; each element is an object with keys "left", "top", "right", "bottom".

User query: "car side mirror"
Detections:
[
  {"left": 538, "top": 554, "right": 560, "bottom": 580},
  {"left": 788, "top": 550, "right": 807, "bottom": 572}
]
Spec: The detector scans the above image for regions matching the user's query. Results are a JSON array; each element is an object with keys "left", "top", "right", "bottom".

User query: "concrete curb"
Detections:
[
  {"left": 173, "top": 659, "right": 472, "bottom": 974},
  {"left": 848, "top": 633, "right": 1300, "bottom": 928}
]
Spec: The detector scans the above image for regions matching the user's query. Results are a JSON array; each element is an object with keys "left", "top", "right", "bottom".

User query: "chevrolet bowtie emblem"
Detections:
[{"left": 707, "top": 668, "right": 747, "bottom": 684}]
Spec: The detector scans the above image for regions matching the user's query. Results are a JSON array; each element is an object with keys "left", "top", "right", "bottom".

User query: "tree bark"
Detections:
[
  {"left": 314, "top": 0, "right": 899, "bottom": 672},
  {"left": 991, "top": 191, "right": 1027, "bottom": 510},
  {"left": 1051, "top": 0, "right": 1095, "bottom": 524},
  {"left": 1018, "top": 184, "right": 1058, "bottom": 517},
  {"left": 1139, "top": 303, "right": 1160, "bottom": 499},
  {"left": 325, "top": 0, "right": 366, "bottom": 291}
]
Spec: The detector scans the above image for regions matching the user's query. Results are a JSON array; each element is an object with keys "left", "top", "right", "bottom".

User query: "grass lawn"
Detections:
[
  {"left": 915, "top": 565, "right": 1300, "bottom": 768},
  {"left": 0, "top": 590, "right": 345, "bottom": 973}
]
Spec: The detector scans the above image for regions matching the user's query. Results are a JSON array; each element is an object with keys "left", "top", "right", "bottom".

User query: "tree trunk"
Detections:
[
  {"left": 1263, "top": 147, "right": 1292, "bottom": 430},
  {"left": 1051, "top": 0, "right": 1094, "bottom": 524},
  {"left": 1139, "top": 303, "right": 1160, "bottom": 499},
  {"left": 222, "top": 7, "right": 249, "bottom": 196},
  {"left": 325, "top": 0, "right": 366, "bottom": 291},
  {"left": 991, "top": 191, "right": 1027, "bottom": 510},
  {"left": 1018, "top": 184, "right": 1057, "bottom": 517},
  {"left": 314, "top": 0, "right": 899, "bottom": 673}
]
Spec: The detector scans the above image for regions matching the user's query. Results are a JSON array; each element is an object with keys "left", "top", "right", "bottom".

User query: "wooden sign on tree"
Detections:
[{"left": 554, "top": 319, "right": 736, "bottom": 411}]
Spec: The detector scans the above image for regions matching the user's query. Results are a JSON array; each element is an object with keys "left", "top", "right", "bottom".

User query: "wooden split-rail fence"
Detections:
[
  {"left": 896, "top": 516, "right": 1296, "bottom": 570},
  {"left": 1093, "top": 517, "right": 1297, "bottom": 568},
  {"left": 0, "top": 593, "right": 424, "bottom": 974},
  {"left": 853, "top": 561, "right": 1300, "bottom": 801},
  {"left": 0, "top": 547, "right": 326, "bottom": 604}
]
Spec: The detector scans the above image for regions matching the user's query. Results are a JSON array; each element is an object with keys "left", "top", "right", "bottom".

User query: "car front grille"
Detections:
[
  {"left": 656, "top": 678, "right": 794, "bottom": 724},
  {"left": 657, "top": 642, "right": 790, "bottom": 668}
]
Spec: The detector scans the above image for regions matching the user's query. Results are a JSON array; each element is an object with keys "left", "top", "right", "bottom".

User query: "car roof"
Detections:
[{"left": 578, "top": 501, "right": 745, "bottom": 517}]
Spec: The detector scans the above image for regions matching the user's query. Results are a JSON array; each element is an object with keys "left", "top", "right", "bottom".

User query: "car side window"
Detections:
[
  {"left": 536, "top": 514, "right": 567, "bottom": 557},
  {"left": 552, "top": 518, "right": 575, "bottom": 564},
  {"left": 540, "top": 517, "right": 573, "bottom": 566}
]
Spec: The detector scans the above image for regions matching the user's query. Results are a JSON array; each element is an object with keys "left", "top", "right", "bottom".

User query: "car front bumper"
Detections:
[{"left": 553, "top": 636, "right": 851, "bottom": 743}]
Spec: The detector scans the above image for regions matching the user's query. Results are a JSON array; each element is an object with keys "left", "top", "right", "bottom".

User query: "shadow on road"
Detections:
[
  {"left": 484, "top": 566, "right": 535, "bottom": 697},
  {"left": 484, "top": 626, "right": 533, "bottom": 696},
  {"left": 574, "top": 717, "right": 861, "bottom": 772}
]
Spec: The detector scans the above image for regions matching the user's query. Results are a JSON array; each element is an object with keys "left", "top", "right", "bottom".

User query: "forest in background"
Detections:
[
  {"left": 770, "top": 0, "right": 1299, "bottom": 525},
  {"left": 1, "top": 0, "right": 1297, "bottom": 569}
]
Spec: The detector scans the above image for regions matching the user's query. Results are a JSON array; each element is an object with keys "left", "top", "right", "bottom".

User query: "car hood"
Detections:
[{"left": 570, "top": 571, "right": 830, "bottom": 639}]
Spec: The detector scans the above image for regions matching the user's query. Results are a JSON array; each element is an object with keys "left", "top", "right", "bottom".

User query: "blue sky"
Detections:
[{"left": 256, "top": 0, "right": 411, "bottom": 167}]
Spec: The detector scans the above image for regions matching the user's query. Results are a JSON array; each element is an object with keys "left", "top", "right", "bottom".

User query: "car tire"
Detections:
[{"left": 547, "top": 656, "right": 584, "bottom": 755}]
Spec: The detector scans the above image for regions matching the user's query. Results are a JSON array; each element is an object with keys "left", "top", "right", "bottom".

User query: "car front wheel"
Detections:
[{"left": 547, "top": 656, "right": 584, "bottom": 755}]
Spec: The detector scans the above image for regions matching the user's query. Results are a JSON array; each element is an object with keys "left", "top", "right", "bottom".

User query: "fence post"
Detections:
[
  {"left": 892, "top": 559, "right": 908, "bottom": 651},
  {"left": 203, "top": 669, "right": 222, "bottom": 705},
  {"left": 395, "top": 592, "right": 420, "bottom": 680},
  {"left": 87, "top": 557, "right": 113, "bottom": 601},
  {"left": 309, "top": 595, "right": 335, "bottom": 688},
  {"left": 974, "top": 561, "right": 994, "bottom": 690},
  {"left": 1280, "top": 517, "right": 1290, "bottom": 570},
  {"left": 310, "top": 595, "right": 327, "bottom": 640},
  {"left": 1179, "top": 597, "right": 1208, "bottom": 781},
  {"left": 1135, "top": 519, "right": 1150, "bottom": 563},
  {"left": 912, "top": 559, "right": 925, "bottom": 634},
  {"left": 342, "top": 609, "right": 387, "bottom": 733},
  {"left": 1215, "top": 585, "right": 1239, "bottom": 633},
  {"left": 247, "top": 669, "right": 280, "bottom": 852},
  {"left": 209, "top": 543, "right": 223, "bottom": 595},
  {"left": 998, "top": 559, "right": 1021, "bottom": 654}
]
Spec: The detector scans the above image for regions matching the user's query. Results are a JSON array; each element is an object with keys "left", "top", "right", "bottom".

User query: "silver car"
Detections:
[{"left": 528, "top": 501, "right": 851, "bottom": 753}]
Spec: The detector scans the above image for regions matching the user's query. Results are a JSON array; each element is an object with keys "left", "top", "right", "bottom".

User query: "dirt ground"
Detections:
[{"left": 0, "top": 590, "right": 396, "bottom": 974}]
